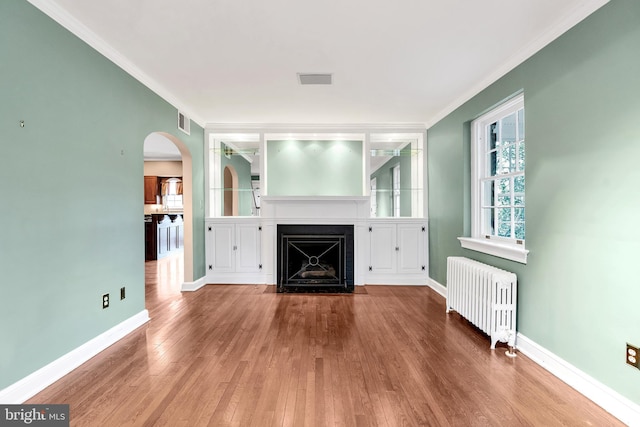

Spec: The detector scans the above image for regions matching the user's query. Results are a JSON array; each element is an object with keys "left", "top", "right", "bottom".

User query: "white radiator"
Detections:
[{"left": 446, "top": 256, "right": 517, "bottom": 351}]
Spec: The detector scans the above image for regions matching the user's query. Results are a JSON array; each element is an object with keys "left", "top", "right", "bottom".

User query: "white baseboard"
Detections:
[
  {"left": 181, "top": 276, "right": 207, "bottom": 292},
  {"left": 428, "top": 277, "right": 447, "bottom": 298},
  {"left": 364, "top": 282, "right": 427, "bottom": 286},
  {"left": 0, "top": 309, "right": 150, "bottom": 404},
  {"left": 427, "top": 277, "right": 638, "bottom": 425},
  {"left": 204, "top": 273, "right": 269, "bottom": 285},
  {"left": 516, "top": 333, "right": 640, "bottom": 427},
  {"left": 365, "top": 274, "right": 429, "bottom": 286}
]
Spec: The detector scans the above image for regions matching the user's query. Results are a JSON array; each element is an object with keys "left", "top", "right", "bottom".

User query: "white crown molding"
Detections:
[
  {"left": 424, "top": 0, "right": 610, "bottom": 129},
  {"left": 517, "top": 333, "right": 640, "bottom": 427},
  {"left": 26, "top": 0, "right": 608, "bottom": 133},
  {"left": 26, "top": 0, "right": 205, "bottom": 128},
  {"left": 0, "top": 310, "right": 150, "bottom": 404}
]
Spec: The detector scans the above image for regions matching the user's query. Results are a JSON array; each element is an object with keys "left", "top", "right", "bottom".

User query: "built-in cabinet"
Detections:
[
  {"left": 205, "top": 219, "right": 263, "bottom": 283},
  {"left": 144, "top": 176, "right": 159, "bottom": 204},
  {"left": 203, "top": 214, "right": 427, "bottom": 286},
  {"left": 366, "top": 220, "right": 427, "bottom": 284},
  {"left": 202, "top": 127, "right": 429, "bottom": 287}
]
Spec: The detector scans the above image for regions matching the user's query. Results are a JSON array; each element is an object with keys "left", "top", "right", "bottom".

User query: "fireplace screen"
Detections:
[
  {"left": 282, "top": 235, "right": 344, "bottom": 285},
  {"left": 277, "top": 225, "right": 354, "bottom": 292}
]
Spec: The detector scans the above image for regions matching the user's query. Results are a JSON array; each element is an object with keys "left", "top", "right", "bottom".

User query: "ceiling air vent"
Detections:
[
  {"left": 297, "top": 73, "right": 333, "bottom": 85},
  {"left": 177, "top": 111, "right": 190, "bottom": 135}
]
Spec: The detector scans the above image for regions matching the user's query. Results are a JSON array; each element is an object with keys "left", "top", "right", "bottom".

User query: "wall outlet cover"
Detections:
[{"left": 626, "top": 343, "right": 639, "bottom": 369}]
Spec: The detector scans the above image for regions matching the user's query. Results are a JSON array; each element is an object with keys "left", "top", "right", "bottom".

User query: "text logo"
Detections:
[{"left": 0, "top": 405, "right": 69, "bottom": 426}]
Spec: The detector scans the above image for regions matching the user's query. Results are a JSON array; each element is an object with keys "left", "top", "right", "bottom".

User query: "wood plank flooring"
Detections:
[{"left": 28, "top": 256, "right": 623, "bottom": 426}]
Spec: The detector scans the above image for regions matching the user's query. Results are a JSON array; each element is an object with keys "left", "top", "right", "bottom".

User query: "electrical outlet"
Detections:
[
  {"left": 120, "top": 287, "right": 126, "bottom": 300},
  {"left": 102, "top": 293, "right": 109, "bottom": 309},
  {"left": 626, "top": 343, "right": 639, "bottom": 369}
]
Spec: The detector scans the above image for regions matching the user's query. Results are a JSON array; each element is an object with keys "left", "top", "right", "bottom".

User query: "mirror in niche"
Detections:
[
  {"left": 264, "top": 139, "right": 364, "bottom": 197},
  {"left": 369, "top": 139, "right": 421, "bottom": 218},
  {"left": 212, "top": 139, "right": 261, "bottom": 217}
]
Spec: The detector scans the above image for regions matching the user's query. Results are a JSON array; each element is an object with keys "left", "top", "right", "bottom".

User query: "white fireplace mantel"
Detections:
[{"left": 260, "top": 196, "right": 371, "bottom": 222}]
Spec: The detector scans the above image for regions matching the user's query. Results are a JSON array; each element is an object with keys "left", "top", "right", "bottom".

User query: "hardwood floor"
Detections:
[{"left": 28, "top": 256, "right": 623, "bottom": 426}]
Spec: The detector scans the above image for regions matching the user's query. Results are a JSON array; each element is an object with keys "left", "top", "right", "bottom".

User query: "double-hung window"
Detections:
[{"left": 459, "top": 93, "right": 529, "bottom": 263}]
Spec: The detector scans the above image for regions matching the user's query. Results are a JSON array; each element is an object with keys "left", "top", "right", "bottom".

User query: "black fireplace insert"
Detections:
[{"left": 277, "top": 224, "right": 354, "bottom": 293}]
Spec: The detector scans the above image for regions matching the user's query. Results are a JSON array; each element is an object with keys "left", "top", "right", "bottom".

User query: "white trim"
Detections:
[
  {"left": 428, "top": 281, "right": 638, "bottom": 425},
  {"left": 26, "top": 1, "right": 205, "bottom": 127},
  {"left": 365, "top": 278, "right": 428, "bottom": 286},
  {"left": 470, "top": 94, "right": 525, "bottom": 247},
  {"left": 261, "top": 196, "right": 370, "bottom": 203},
  {"left": 181, "top": 276, "right": 207, "bottom": 292},
  {"left": 0, "top": 310, "right": 150, "bottom": 404},
  {"left": 424, "top": 0, "right": 610, "bottom": 129},
  {"left": 26, "top": 0, "right": 608, "bottom": 131},
  {"left": 428, "top": 277, "right": 447, "bottom": 298},
  {"left": 458, "top": 237, "right": 528, "bottom": 264},
  {"left": 204, "top": 273, "right": 269, "bottom": 285},
  {"left": 517, "top": 333, "right": 640, "bottom": 427}
]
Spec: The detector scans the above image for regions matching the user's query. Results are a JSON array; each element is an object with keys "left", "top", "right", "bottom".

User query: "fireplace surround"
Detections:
[{"left": 277, "top": 224, "right": 354, "bottom": 293}]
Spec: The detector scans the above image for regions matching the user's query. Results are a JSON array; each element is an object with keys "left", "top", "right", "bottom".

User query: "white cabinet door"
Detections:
[
  {"left": 367, "top": 221, "right": 427, "bottom": 284},
  {"left": 397, "top": 223, "right": 424, "bottom": 274},
  {"left": 206, "top": 221, "right": 262, "bottom": 275},
  {"left": 209, "top": 223, "right": 235, "bottom": 272},
  {"left": 369, "top": 223, "right": 396, "bottom": 273},
  {"left": 236, "top": 223, "right": 261, "bottom": 273}
]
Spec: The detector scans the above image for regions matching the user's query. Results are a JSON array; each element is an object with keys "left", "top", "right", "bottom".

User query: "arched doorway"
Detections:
[
  {"left": 223, "top": 165, "right": 239, "bottom": 216},
  {"left": 143, "top": 132, "right": 195, "bottom": 283}
]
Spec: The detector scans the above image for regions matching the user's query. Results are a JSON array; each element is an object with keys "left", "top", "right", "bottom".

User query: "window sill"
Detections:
[{"left": 458, "top": 237, "right": 528, "bottom": 264}]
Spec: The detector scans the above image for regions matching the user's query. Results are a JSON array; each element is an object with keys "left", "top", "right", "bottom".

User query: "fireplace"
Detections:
[{"left": 277, "top": 224, "right": 354, "bottom": 293}]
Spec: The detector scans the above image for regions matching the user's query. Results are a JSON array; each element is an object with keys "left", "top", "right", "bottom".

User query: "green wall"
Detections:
[
  {"left": 370, "top": 150, "right": 412, "bottom": 217},
  {"left": 220, "top": 143, "right": 254, "bottom": 216},
  {"left": 0, "top": 1, "right": 205, "bottom": 389},
  {"left": 427, "top": 0, "right": 640, "bottom": 405},
  {"left": 266, "top": 140, "right": 363, "bottom": 196}
]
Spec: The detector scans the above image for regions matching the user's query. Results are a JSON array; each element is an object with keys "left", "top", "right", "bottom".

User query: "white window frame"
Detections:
[{"left": 459, "top": 93, "right": 529, "bottom": 264}]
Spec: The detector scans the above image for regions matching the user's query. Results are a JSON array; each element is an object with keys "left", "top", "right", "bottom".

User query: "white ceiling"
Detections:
[{"left": 30, "top": 0, "right": 608, "bottom": 127}]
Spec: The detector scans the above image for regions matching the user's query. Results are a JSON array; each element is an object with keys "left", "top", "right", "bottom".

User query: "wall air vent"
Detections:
[
  {"left": 177, "top": 111, "right": 190, "bottom": 135},
  {"left": 297, "top": 73, "right": 333, "bottom": 85}
]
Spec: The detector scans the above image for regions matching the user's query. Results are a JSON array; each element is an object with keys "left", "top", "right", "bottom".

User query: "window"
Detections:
[
  {"left": 459, "top": 93, "right": 529, "bottom": 263},
  {"left": 162, "top": 178, "right": 183, "bottom": 211}
]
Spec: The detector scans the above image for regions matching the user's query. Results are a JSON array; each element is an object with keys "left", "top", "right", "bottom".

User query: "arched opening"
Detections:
[
  {"left": 143, "top": 132, "right": 195, "bottom": 284},
  {"left": 223, "top": 165, "right": 239, "bottom": 216}
]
